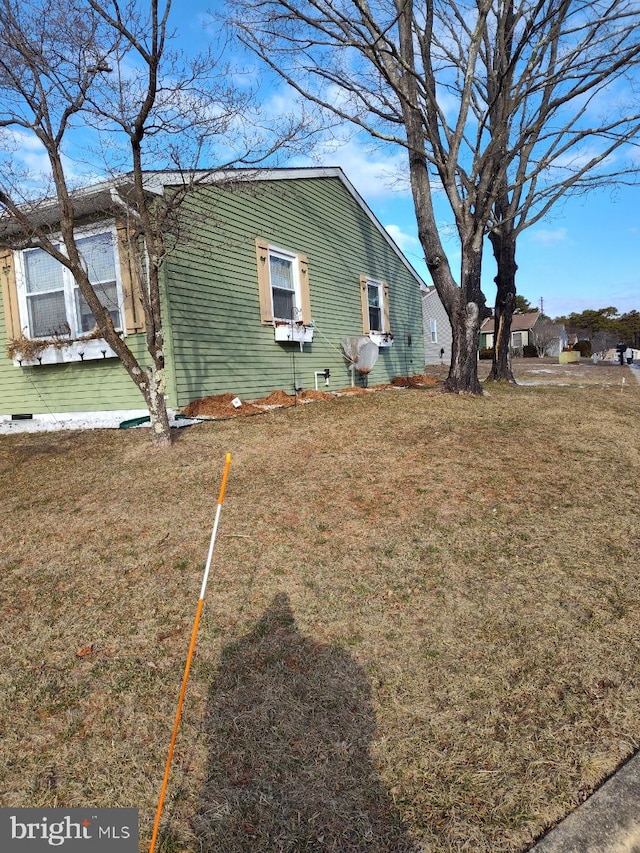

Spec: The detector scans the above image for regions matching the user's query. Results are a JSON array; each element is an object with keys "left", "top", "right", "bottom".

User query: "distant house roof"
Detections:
[{"left": 480, "top": 311, "right": 541, "bottom": 333}]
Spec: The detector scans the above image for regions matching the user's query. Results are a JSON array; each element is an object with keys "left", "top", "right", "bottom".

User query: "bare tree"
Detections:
[
  {"left": 480, "top": 0, "right": 640, "bottom": 383},
  {"left": 232, "top": 0, "right": 640, "bottom": 393},
  {"left": 233, "top": 0, "right": 499, "bottom": 393},
  {"left": 531, "top": 319, "right": 560, "bottom": 357},
  {"left": 0, "top": 0, "right": 299, "bottom": 446},
  {"left": 591, "top": 330, "right": 619, "bottom": 360}
]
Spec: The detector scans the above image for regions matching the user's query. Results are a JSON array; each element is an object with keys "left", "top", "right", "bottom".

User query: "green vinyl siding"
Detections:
[
  {"left": 165, "top": 176, "right": 424, "bottom": 405},
  {"left": 0, "top": 321, "right": 152, "bottom": 415},
  {"left": 0, "top": 172, "right": 424, "bottom": 416}
]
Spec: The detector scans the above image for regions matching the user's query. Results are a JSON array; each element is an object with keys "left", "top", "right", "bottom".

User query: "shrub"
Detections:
[
  {"left": 479, "top": 347, "right": 494, "bottom": 360},
  {"left": 523, "top": 344, "right": 538, "bottom": 358},
  {"left": 573, "top": 339, "right": 592, "bottom": 357}
]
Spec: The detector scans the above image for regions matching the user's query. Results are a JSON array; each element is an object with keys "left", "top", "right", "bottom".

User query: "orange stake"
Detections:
[{"left": 149, "top": 452, "right": 232, "bottom": 853}]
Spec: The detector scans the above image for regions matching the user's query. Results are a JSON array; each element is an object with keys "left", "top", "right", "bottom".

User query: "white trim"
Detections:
[
  {"left": 267, "top": 244, "right": 302, "bottom": 322},
  {"left": 0, "top": 408, "right": 195, "bottom": 434},
  {"left": 13, "top": 223, "right": 125, "bottom": 345},
  {"left": 0, "top": 409, "right": 149, "bottom": 432}
]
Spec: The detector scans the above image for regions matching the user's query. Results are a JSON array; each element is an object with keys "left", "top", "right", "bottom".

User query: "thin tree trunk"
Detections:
[
  {"left": 143, "top": 366, "right": 172, "bottom": 449},
  {"left": 486, "top": 227, "right": 517, "bottom": 383}
]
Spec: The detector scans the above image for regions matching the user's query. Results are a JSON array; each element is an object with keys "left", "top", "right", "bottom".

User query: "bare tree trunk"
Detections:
[
  {"left": 486, "top": 227, "right": 517, "bottom": 383},
  {"left": 397, "top": 36, "right": 487, "bottom": 395},
  {"left": 444, "top": 242, "right": 485, "bottom": 394},
  {"left": 142, "top": 366, "right": 172, "bottom": 449}
]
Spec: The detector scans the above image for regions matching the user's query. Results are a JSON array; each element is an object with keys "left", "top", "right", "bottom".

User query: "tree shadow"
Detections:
[{"left": 193, "top": 593, "right": 418, "bottom": 852}]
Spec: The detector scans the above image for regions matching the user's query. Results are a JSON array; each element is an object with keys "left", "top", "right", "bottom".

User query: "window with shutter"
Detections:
[
  {"left": 360, "top": 277, "right": 391, "bottom": 336},
  {"left": 256, "top": 238, "right": 311, "bottom": 326}
]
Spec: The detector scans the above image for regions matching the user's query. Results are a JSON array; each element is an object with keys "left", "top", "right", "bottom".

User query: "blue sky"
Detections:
[
  {"left": 336, "top": 161, "right": 640, "bottom": 320},
  {"left": 180, "top": 1, "right": 638, "bottom": 322},
  {"left": 18, "top": 2, "right": 638, "bottom": 322}
]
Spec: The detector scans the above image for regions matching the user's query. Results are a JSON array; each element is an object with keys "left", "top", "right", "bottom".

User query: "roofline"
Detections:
[
  {"left": 153, "top": 167, "right": 427, "bottom": 289},
  {"left": 1, "top": 167, "right": 427, "bottom": 289}
]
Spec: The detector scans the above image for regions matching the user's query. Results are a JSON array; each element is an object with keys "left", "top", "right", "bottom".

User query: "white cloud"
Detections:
[
  {"left": 292, "top": 133, "right": 410, "bottom": 200},
  {"left": 384, "top": 223, "right": 420, "bottom": 252},
  {"left": 529, "top": 227, "right": 569, "bottom": 246},
  {"left": 8, "top": 130, "right": 50, "bottom": 173}
]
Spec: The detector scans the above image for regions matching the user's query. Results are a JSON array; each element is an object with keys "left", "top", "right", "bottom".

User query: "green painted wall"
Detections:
[{"left": 165, "top": 176, "right": 425, "bottom": 405}]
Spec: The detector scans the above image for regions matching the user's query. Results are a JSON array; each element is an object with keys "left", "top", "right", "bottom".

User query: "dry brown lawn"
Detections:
[{"left": 1, "top": 358, "right": 639, "bottom": 852}]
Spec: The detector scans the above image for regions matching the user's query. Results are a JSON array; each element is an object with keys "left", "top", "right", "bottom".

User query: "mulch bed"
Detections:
[
  {"left": 390, "top": 373, "right": 440, "bottom": 387},
  {"left": 181, "top": 375, "right": 442, "bottom": 420},
  {"left": 182, "top": 393, "right": 263, "bottom": 419}
]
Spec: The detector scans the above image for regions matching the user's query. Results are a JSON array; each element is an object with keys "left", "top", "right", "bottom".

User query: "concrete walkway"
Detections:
[{"left": 528, "top": 752, "right": 640, "bottom": 853}]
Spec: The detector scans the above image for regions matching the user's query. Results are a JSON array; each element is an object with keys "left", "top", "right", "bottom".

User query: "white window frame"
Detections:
[
  {"left": 14, "top": 223, "right": 124, "bottom": 341},
  {"left": 430, "top": 318, "right": 437, "bottom": 343},
  {"left": 366, "top": 279, "right": 385, "bottom": 333},
  {"left": 267, "top": 245, "right": 303, "bottom": 323}
]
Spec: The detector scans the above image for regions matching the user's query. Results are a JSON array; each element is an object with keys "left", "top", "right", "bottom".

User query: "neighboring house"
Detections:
[
  {"left": 0, "top": 168, "right": 425, "bottom": 422},
  {"left": 422, "top": 286, "right": 452, "bottom": 365},
  {"left": 480, "top": 310, "right": 543, "bottom": 353},
  {"left": 535, "top": 322, "right": 568, "bottom": 356},
  {"left": 604, "top": 346, "right": 640, "bottom": 363}
]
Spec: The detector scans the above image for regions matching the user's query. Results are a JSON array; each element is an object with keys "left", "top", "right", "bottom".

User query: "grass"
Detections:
[{"left": 0, "top": 359, "right": 639, "bottom": 852}]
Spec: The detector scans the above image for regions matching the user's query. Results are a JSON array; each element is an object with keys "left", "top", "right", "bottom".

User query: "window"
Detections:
[
  {"left": 74, "top": 234, "right": 121, "bottom": 333},
  {"left": 512, "top": 331, "right": 523, "bottom": 349},
  {"left": 269, "top": 249, "right": 299, "bottom": 322},
  {"left": 255, "top": 238, "right": 311, "bottom": 325},
  {"left": 360, "top": 276, "right": 390, "bottom": 335},
  {"left": 367, "top": 282, "right": 382, "bottom": 332},
  {"left": 430, "top": 318, "right": 437, "bottom": 343},
  {"left": 17, "top": 229, "right": 123, "bottom": 339},
  {"left": 23, "top": 246, "right": 67, "bottom": 337}
]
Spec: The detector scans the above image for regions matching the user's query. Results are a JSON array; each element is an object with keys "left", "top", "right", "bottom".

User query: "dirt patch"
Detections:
[
  {"left": 391, "top": 373, "right": 441, "bottom": 388},
  {"left": 252, "top": 390, "right": 296, "bottom": 408},
  {"left": 182, "top": 375, "right": 441, "bottom": 419},
  {"left": 335, "top": 385, "right": 373, "bottom": 394},
  {"left": 182, "top": 393, "right": 262, "bottom": 419},
  {"left": 297, "top": 389, "right": 334, "bottom": 402},
  {"left": 184, "top": 389, "right": 337, "bottom": 418}
]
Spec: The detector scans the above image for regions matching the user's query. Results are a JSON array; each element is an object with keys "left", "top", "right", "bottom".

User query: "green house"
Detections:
[{"left": 0, "top": 168, "right": 425, "bottom": 426}]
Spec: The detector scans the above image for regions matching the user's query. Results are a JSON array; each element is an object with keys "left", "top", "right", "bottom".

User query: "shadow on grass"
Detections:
[{"left": 192, "top": 593, "right": 417, "bottom": 852}]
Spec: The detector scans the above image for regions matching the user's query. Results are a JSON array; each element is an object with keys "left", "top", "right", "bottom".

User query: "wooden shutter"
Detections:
[
  {"left": 255, "top": 237, "right": 273, "bottom": 323},
  {"left": 298, "top": 253, "right": 311, "bottom": 325},
  {"left": 360, "top": 275, "right": 370, "bottom": 334},
  {"left": 1, "top": 249, "right": 22, "bottom": 341},
  {"left": 116, "top": 223, "right": 146, "bottom": 334},
  {"left": 382, "top": 281, "right": 391, "bottom": 333}
]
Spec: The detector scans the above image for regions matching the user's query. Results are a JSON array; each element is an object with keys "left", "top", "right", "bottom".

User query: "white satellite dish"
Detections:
[{"left": 342, "top": 336, "right": 379, "bottom": 385}]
